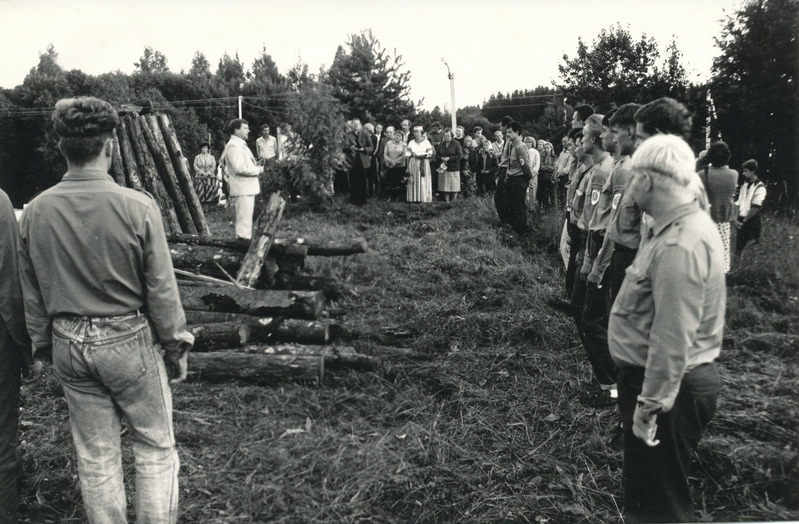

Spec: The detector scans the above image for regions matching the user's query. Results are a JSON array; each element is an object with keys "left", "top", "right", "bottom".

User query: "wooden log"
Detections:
[
  {"left": 190, "top": 321, "right": 250, "bottom": 351},
  {"left": 184, "top": 310, "right": 340, "bottom": 344},
  {"left": 165, "top": 233, "right": 364, "bottom": 256},
  {"left": 243, "top": 344, "right": 381, "bottom": 370},
  {"left": 169, "top": 243, "right": 242, "bottom": 278},
  {"left": 117, "top": 118, "right": 143, "bottom": 189},
  {"left": 127, "top": 114, "right": 180, "bottom": 233},
  {"left": 140, "top": 114, "right": 197, "bottom": 234},
  {"left": 188, "top": 351, "right": 323, "bottom": 383},
  {"left": 156, "top": 114, "right": 211, "bottom": 235},
  {"left": 179, "top": 283, "right": 324, "bottom": 320},
  {"left": 110, "top": 129, "right": 126, "bottom": 186},
  {"left": 236, "top": 193, "right": 285, "bottom": 288},
  {"left": 274, "top": 274, "right": 341, "bottom": 296}
]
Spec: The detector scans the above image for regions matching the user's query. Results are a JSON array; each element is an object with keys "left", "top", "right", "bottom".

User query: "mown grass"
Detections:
[{"left": 17, "top": 195, "right": 799, "bottom": 523}]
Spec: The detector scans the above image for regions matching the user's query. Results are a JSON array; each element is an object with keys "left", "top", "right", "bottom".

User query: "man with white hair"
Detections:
[{"left": 609, "top": 134, "right": 725, "bottom": 523}]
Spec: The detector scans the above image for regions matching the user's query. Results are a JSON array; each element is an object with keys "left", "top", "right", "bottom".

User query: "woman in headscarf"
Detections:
[{"left": 405, "top": 125, "right": 434, "bottom": 203}]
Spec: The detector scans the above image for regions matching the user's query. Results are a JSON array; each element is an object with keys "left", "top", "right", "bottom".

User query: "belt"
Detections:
[
  {"left": 56, "top": 308, "right": 147, "bottom": 321},
  {"left": 614, "top": 244, "right": 638, "bottom": 254}
]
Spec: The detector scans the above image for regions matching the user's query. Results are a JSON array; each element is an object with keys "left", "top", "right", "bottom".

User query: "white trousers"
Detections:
[
  {"left": 559, "top": 219, "right": 570, "bottom": 268},
  {"left": 232, "top": 195, "right": 255, "bottom": 239}
]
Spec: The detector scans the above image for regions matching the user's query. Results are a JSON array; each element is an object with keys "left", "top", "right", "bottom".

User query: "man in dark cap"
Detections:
[{"left": 17, "top": 96, "right": 194, "bottom": 523}]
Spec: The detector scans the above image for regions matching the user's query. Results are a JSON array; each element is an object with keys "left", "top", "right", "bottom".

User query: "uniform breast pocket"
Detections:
[{"left": 618, "top": 266, "right": 652, "bottom": 315}]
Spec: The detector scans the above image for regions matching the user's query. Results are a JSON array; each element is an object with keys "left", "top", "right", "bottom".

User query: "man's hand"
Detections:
[
  {"left": 164, "top": 341, "right": 191, "bottom": 385},
  {"left": 23, "top": 359, "right": 44, "bottom": 385},
  {"left": 587, "top": 272, "right": 601, "bottom": 286},
  {"left": 632, "top": 403, "right": 660, "bottom": 447}
]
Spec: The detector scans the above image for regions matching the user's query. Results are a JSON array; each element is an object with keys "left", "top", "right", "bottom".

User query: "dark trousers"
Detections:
[
  {"left": 367, "top": 162, "right": 379, "bottom": 197},
  {"left": 618, "top": 363, "right": 719, "bottom": 523},
  {"left": 565, "top": 223, "right": 583, "bottom": 298},
  {"left": 0, "top": 323, "right": 22, "bottom": 524},
  {"left": 494, "top": 168, "right": 509, "bottom": 224},
  {"left": 476, "top": 169, "right": 495, "bottom": 195},
  {"left": 736, "top": 214, "right": 761, "bottom": 254},
  {"left": 580, "top": 271, "right": 617, "bottom": 386},
  {"left": 496, "top": 174, "right": 529, "bottom": 234},
  {"left": 610, "top": 245, "right": 638, "bottom": 303},
  {"left": 349, "top": 165, "right": 367, "bottom": 206}
]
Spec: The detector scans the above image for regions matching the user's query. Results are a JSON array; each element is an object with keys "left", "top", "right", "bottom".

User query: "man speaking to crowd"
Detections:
[{"left": 17, "top": 96, "right": 194, "bottom": 523}]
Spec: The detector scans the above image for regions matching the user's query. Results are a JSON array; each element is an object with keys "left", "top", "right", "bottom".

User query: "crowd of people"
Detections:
[
  {"left": 546, "top": 97, "right": 766, "bottom": 523},
  {"left": 0, "top": 92, "right": 769, "bottom": 524},
  {"left": 332, "top": 117, "right": 559, "bottom": 209}
]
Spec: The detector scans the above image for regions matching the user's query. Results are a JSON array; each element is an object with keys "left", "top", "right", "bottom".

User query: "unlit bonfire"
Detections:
[
  {"left": 111, "top": 107, "right": 374, "bottom": 383},
  {"left": 168, "top": 193, "right": 375, "bottom": 384}
]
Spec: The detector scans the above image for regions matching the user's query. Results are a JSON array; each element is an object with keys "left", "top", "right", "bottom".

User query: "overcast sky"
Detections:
[{"left": 0, "top": 0, "right": 741, "bottom": 110}]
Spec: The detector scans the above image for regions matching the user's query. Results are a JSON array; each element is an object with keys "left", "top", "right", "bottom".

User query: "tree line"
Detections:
[{"left": 0, "top": 0, "right": 795, "bottom": 209}]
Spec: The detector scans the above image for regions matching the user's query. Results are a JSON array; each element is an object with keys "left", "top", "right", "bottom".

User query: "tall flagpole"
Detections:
[{"left": 442, "top": 58, "right": 457, "bottom": 131}]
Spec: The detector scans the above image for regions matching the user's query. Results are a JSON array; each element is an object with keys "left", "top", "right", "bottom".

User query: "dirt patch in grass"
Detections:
[{"left": 17, "top": 196, "right": 799, "bottom": 523}]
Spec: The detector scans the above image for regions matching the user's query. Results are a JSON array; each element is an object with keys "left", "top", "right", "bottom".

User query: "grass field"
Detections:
[{"left": 18, "top": 194, "right": 799, "bottom": 523}]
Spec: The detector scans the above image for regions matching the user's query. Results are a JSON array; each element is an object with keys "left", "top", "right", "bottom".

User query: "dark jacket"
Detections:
[{"left": 436, "top": 140, "right": 462, "bottom": 172}]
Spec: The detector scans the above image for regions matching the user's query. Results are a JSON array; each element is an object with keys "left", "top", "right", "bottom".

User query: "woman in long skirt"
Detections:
[
  {"left": 698, "top": 141, "right": 738, "bottom": 272},
  {"left": 405, "top": 126, "right": 433, "bottom": 203}
]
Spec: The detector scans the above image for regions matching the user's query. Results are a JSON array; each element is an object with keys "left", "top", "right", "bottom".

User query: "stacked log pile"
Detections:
[
  {"left": 170, "top": 193, "right": 374, "bottom": 384},
  {"left": 113, "top": 110, "right": 211, "bottom": 235}
]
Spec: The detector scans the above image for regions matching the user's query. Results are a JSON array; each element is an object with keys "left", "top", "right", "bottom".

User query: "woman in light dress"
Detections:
[{"left": 405, "top": 125, "right": 434, "bottom": 203}]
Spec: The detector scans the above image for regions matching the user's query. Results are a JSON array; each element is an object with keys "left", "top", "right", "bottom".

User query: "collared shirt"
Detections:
[
  {"left": 222, "top": 135, "right": 262, "bottom": 196},
  {"left": 499, "top": 133, "right": 511, "bottom": 168},
  {"left": 555, "top": 150, "right": 572, "bottom": 176},
  {"left": 256, "top": 135, "right": 277, "bottom": 161},
  {"left": 605, "top": 155, "right": 643, "bottom": 250},
  {"left": 736, "top": 179, "right": 766, "bottom": 218},
  {"left": 527, "top": 147, "right": 541, "bottom": 175},
  {"left": 581, "top": 152, "right": 613, "bottom": 232},
  {"left": 507, "top": 136, "right": 530, "bottom": 177},
  {"left": 17, "top": 168, "right": 193, "bottom": 354},
  {"left": 587, "top": 155, "right": 634, "bottom": 279},
  {"left": 0, "top": 189, "right": 31, "bottom": 363},
  {"left": 569, "top": 162, "right": 593, "bottom": 223},
  {"left": 609, "top": 200, "right": 726, "bottom": 413}
]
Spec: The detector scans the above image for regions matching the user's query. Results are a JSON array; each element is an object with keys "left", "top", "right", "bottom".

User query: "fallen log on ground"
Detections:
[
  {"left": 166, "top": 233, "right": 367, "bottom": 256},
  {"left": 184, "top": 310, "right": 341, "bottom": 345},
  {"left": 188, "top": 351, "right": 324, "bottom": 382},
  {"left": 189, "top": 321, "right": 250, "bottom": 351},
  {"left": 243, "top": 343, "right": 381, "bottom": 370},
  {"left": 179, "top": 284, "right": 324, "bottom": 320},
  {"left": 274, "top": 274, "right": 342, "bottom": 296},
  {"left": 169, "top": 243, "right": 242, "bottom": 277},
  {"left": 168, "top": 242, "right": 306, "bottom": 285}
]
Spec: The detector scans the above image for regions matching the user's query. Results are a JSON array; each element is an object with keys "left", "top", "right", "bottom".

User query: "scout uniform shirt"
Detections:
[{"left": 608, "top": 200, "right": 725, "bottom": 414}]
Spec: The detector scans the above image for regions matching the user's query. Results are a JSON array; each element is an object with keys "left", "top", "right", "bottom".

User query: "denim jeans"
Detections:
[
  {"left": 0, "top": 320, "right": 23, "bottom": 524},
  {"left": 618, "top": 363, "right": 720, "bottom": 523},
  {"left": 52, "top": 314, "right": 179, "bottom": 524}
]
